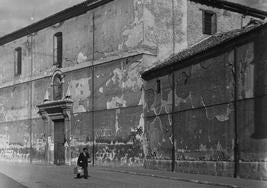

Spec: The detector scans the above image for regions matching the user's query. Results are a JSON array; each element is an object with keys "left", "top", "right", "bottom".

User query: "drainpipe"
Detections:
[
  {"left": 171, "top": 0, "right": 176, "bottom": 172},
  {"left": 171, "top": 70, "right": 175, "bottom": 172},
  {"left": 233, "top": 47, "right": 239, "bottom": 178},
  {"left": 29, "top": 34, "right": 34, "bottom": 163},
  {"left": 92, "top": 12, "right": 95, "bottom": 167}
]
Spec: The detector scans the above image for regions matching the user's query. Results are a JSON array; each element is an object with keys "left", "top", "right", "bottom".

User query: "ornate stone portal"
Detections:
[{"left": 37, "top": 70, "right": 73, "bottom": 165}]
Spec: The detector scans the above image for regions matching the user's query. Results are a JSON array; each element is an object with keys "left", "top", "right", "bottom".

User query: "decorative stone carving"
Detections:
[
  {"left": 63, "top": 108, "right": 71, "bottom": 120},
  {"left": 38, "top": 110, "right": 49, "bottom": 121}
]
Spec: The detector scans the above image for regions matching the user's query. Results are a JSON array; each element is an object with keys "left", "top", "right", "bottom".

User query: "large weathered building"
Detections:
[
  {"left": 0, "top": 0, "right": 265, "bottom": 179},
  {"left": 142, "top": 23, "right": 267, "bottom": 180}
]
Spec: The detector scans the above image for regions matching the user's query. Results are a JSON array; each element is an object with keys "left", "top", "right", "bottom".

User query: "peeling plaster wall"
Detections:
[
  {"left": 143, "top": 74, "right": 173, "bottom": 170},
  {"left": 144, "top": 29, "right": 267, "bottom": 179},
  {"left": 0, "top": 0, "right": 157, "bottom": 166},
  {"left": 31, "top": 118, "right": 47, "bottom": 162},
  {"left": 0, "top": 83, "right": 31, "bottom": 122},
  {"left": 94, "top": 55, "right": 146, "bottom": 111},
  {"left": 32, "top": 78, "right": 51, "bottom": 118},
  {"left": 56, "top": 54, "right": 150, "bottom": 167},
  {"left": 0, "top": 53, "right": 150, "bottom": 166},
  {"left": 0, "top": 120, "right": 31, "bottom": 162},
  {"left": 143, "top": 0, "right": 187, "bottom": 60},
  {"left": 70, "top": 112, "right": 93, "bottom": 163},
  {"left": 92, "top": 55, "right": 151, "bottom": 167},
  {"left": 173, "top": 53, "right": 236, "bottom": 165},
  {"left": 94, "top": 0, "right": 143, "bottom": 59},
  {"left": 145, "top": 115, "right": 173, "bottom": 158},
  {"left": 33, "top": 12, "right": 94, "bottom": 76},
  {"left": 14, "top": 0, "right": 156, "bottom": 80},
  {"left": 64, "top": 68, "right": 92, "bottom": 113},
  {"left": 236, "top": 43, "right": 254, "bottom": 99},
  {"left": 144, "top": 52, "right": 236, "bottom": 172},
  {"left": 0, "top": 36, "right": 32, "bottom": 84},
  {"left": 0, "top": 117, "right": 47, "bottom": 163},
  {"left": 94, "top": 106, "right": 144, "bottom": 167},
  {"left": 175, "top": 53, "right": 235, "bottom": 111},
  {"left": 174, "top": 104, "right": 234, "bottom": 160}
]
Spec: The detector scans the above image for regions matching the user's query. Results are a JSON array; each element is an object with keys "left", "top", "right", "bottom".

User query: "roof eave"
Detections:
[{"left": 189, "top": 0, "right": 267, "bottom": 20}]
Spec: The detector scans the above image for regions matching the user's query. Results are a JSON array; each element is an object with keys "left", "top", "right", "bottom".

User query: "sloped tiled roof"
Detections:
[{"left": 142, "top": 23, "right": 267, "bottom": 80}]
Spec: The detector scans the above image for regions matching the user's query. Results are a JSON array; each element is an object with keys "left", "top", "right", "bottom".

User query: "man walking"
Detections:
[{"left": 77, "top": 147, "right": 90, "bottom": 179}]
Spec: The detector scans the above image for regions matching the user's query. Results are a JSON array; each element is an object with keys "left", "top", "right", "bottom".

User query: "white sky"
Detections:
[
  {"left": 0, "top": 0, "right": 266, "bottom": 36},
  {"left": 0, "top": 0, "right": 84, "bottom": 35}
]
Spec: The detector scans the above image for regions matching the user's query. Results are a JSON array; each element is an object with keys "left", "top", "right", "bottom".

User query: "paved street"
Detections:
[{"left": 0, "top": 162, "right": 266, "bottom": 188}]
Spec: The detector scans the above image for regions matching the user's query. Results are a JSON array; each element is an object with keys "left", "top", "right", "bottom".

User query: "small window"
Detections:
[
  {"left": 202, "top": 10, "right": 217, "bottom": 35},
  {"left": 156, "top": 80, "right": 161, "bottom": 94},
  {"left": 14, "top": 47, "right": 22, "bottom": 75},
  {"left": 53, "top": 32, "right": 62, "bottom": 68}
]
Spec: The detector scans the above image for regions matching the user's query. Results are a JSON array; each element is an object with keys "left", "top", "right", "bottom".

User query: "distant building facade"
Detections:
[{"left": 0, "top": 0, "right": 265, "bottom": 179}]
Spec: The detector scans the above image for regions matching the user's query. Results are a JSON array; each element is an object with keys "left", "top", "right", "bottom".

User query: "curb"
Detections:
[{"left": 100, "top": 168, "right": 240, "bottom": 188}]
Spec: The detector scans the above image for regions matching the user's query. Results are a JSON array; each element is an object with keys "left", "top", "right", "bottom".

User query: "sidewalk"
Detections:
[
  {"left": 0, "top": 161, "right": 266, "bottom": 188},
  {"left": 100, "top": 166, "right": 267, "bottom": 188}
]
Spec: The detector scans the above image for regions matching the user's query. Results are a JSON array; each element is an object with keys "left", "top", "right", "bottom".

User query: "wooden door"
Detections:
[{"left": 54, "top": 119, "right": 65, "bottom": 165}]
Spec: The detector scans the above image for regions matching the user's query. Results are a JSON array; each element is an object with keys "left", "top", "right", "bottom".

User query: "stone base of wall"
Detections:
[
  {"left": 239, "top": 161, "right": 267, "bottom": 180},
  {"left": 175, "top": 161, "right": 234, "bottom": 177},
  {"left": 144, "top": 160, "right": 267, "bottom": 180},
  {"left": 144, "top": 159, "right": 172, "bottom": 171},
  {"left": 144, "top": 160, "right": 234, "bottom": 177},
  {"left": 94, "top": 160, "right": 144, "bottom": 168}
]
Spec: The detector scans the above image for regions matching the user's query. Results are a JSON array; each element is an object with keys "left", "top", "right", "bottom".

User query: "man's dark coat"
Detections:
[{"left": 77, "top": 152, "right": 90, "bottom": 168}]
